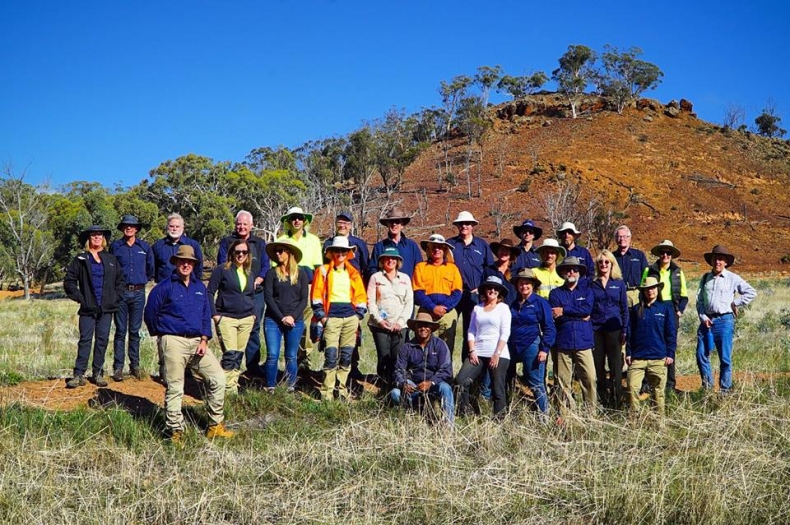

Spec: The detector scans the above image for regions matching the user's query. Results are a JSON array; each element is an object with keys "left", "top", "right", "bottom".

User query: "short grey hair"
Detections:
[
  {"left": 235, "top": 210, "right": 253, "bottom": 223},
  {"left": 614, "top": 225, "right": 631, "bottom": 237},
  {"left": 167, "top": 213, "right": 184, "bottom": 225}
]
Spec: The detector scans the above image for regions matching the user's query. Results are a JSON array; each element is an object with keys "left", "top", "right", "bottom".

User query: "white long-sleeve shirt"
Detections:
[{"left": 467, "top": 302, "right": 511, "bottom": 359}]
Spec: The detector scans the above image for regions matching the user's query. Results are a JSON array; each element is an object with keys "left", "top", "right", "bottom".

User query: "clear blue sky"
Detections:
[{"left": 1, "top": 0, "right": 787, "bottom": 188}]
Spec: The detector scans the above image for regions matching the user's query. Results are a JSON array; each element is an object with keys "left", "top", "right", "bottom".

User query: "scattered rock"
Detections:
[
  {"left": 664, "top": 106, "right": 680, "bottom": 118},
  {"left": 667, "top": 99, "right": 680, "bottom": 109},
  {"left": 680, "top": 99, "right": 694, "bottom": 113},
  {"left": 643, "top": 116, "right": 654, "bottom": 122},
  {"left": 637, "top": 98, "right": 662, "bottom": 112},
  {"left": 543, "top": 120, "right": 553, "bottom": 127}
]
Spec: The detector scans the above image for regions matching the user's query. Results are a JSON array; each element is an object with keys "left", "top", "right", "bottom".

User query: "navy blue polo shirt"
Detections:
[{"left": 110, "top": 238, "right": 154, "bottom": 286}]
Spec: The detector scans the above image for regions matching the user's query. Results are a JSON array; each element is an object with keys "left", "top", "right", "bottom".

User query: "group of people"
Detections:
[{"left": 62, "top": 206, "right": 757, "bottom": 440}]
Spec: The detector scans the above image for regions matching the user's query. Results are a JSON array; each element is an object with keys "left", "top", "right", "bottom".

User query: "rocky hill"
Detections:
[{"left": 394, "top": 93, "right": 790, "bottom": 275}]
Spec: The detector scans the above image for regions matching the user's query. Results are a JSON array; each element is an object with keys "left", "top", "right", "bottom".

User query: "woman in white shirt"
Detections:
[
  {"left": 456, "top": 275, "right": 512, "bottom": 417},
  {"left": 367, "top": 247, "right": 414, "bottom": 387}
]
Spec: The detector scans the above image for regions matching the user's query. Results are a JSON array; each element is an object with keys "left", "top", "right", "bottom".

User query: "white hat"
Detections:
[
  {"left": 420, "top": 233, "right": 454, "bottom": 251},
  {"left": 324, "top": 236, "right": 357, "bottom": 254},
  {"left": 452, "top": 211, "right": 479, "bottom": 225},
  {"left": 535, "top": 238, "right": 567, "bottom": 259},
  {"left": 280, "top": 207, "right": 314, "bottom": 224},
  {"left": 556, "top": 221, "right": 581, "bottom": 235}
]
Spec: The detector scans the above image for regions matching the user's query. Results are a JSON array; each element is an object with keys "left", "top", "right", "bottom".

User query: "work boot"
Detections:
[
  {"left": 130, "top": 367, "right": 145, "bottom": 380},
  {"left": 111, "top": 369, "right": 124, "bottom": 382},
  {"left": 65, "top": 375, "right": 86, "bottom": 389},
  {"left": 169, "top": 430, "right": 184, "bottom": 447},
  {"left": 93, "top": 373, "right": 108, "bottom": 387},
  {"left": 206, "top": 423, "right": 235, "bottom": 439}
]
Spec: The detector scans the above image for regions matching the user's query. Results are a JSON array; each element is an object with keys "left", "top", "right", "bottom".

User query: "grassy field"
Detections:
[{"left": 1, "top": 278, "right": 789, "bottom": 524}]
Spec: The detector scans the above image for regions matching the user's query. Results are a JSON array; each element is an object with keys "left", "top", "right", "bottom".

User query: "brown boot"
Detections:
[
  {"left": 206, "top": 423, "right": 235, "bottom": 439},
  {"left": 169, "top": 430, "right": 184, "bottom": 447}
]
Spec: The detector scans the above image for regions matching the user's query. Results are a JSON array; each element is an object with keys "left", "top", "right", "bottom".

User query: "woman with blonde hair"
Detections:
[
  {"left": 263, "top": 239, "right": 309, "bottom": 391},
  {"left": 207, "top": 238, "right": 256, "bottom": 395},
  {"left": 590, "top": 249, "right": 629, "bottom": 408}
]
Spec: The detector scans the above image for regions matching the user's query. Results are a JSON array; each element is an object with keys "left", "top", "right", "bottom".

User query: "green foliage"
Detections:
[
  {"left": 496, "top": 71, "right": 548, "bottom": 99},
  {"left": 473, "top": 65, "right": 503, "bottom": 106},
  {"left": 438, "top": 74, "right": 472, "bottom": 135},
  {"left": 755, "top": 106, "right": 786, "bottom": 137},
  {"left": 551, "top": 45, "right": 597, "bottom": 118},
  {"left": 598, "top": 45, "right": 663, "bottom": 114}
]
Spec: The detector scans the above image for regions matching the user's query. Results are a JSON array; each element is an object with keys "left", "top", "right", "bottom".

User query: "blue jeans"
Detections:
[
  {"left": 696, "top": 314, "right": 735, "bottom": 391},
  {"left": 113, "top": 288, "right": 146, "bottom": 371},
  {"left": 263, "top": 316, "right": 304, "bottom": 388},
  {"left": 508, "top": 338, "right": 548, "bottom": 414},
  {"left": 245, "top": 290, "right": 266, "bottom": 375},
  {"left": 390, "top": 380, "right": 455, "bottom": 424},
  {"left": 75, "top": 313, "right": 112, "bottom": 376}
]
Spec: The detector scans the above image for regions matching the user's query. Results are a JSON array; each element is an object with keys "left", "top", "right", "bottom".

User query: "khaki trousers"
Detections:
[
  {"left": 216, "top": 315, "right": 255, "bottom": 355},
  {"left": 160, "top": 335, "right": 226, "bottom": 431},
  {"left": 300, "top": 305, "right": 323, "bottom": 371},
  {"left": 555, "top": 349, "right": 597, "bottom": 411},
  {"left": 627, "top": 359, "right": 667, "bottom": 414}
]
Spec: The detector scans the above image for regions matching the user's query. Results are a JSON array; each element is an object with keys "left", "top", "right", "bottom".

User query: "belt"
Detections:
[
  {"left": 708, "top": 312, "right": 733, "bottom": 318},
  {"left": 165, "top": 333, "right": 201, "bottom": 339},
  {"left": 127, "top": 284, "right": 146, "bottom": 291}
]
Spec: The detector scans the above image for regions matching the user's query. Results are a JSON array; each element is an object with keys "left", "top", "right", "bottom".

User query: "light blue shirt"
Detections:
[{"left": 696, "top": 269, "right": 756, "bottom": 322}]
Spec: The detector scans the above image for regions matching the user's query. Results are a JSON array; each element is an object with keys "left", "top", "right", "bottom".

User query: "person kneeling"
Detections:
[
  {"left": 626, "top": 277, "right": 676, "bottom": 415},
  {"left": 390, "top": 312, "right": 454, "bottom": 425}
]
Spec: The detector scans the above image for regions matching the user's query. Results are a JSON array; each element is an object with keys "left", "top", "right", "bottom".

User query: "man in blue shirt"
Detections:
[
  {"left": 447, "top": 211, "right": 493, "bottom": 361},
  {"left": 512, "top": 219, "right": 543, "bottom": 272},
  {"left": 368, "top": 207, "right": 422, "bottom": 280},
  {"left": 557, "top": 221, "right": 595, "bottom": 278},
  {"left": 144, "top": 245, "right": 233, "bottom": 444},
  {"left": 612, "top": 225, "right": 648, "bottom": 306},
  {"left": 109, "top": 215, "right": 154, "bottom": 381},
  {"left": 323, "top": 211, "right": 369, "bottom": 273},
  {"left": 152, "top": 213, "right": 203, "bottom": 283},
  {"left": 217, "top": 210, "right": 270, "bottom": 376}
]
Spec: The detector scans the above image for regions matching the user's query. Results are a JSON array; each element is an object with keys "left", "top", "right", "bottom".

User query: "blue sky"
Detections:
[{"left": 1, "top": 0, "right": 787, "bottom": 188}]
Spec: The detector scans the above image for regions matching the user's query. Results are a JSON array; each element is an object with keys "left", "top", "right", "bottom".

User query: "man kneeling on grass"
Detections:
[
  {"left": 390, "top": 312, "right": 454, "bottom": 425},
  {"left": 626, "top": 277, "right": 676, "bottom": 415},
  {"left": 144, "top": 245, "right": 234, "bottom": 443}
]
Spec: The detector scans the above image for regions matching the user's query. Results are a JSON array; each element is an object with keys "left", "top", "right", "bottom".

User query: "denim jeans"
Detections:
[
  {"left": 75, "top": 313, "right": 112, "bottom": 377},
  {"left": 390, "top": 380, "right": 455, "bottom": 424},
  {"left": 508, "top": 337, "right": 548, "bottom": 414},
  {"left": 113, "top": 288, "right": 145, "bottom": 371},
  {"left": 244, "top": 290, "right": 266, "bottom": 375},
  {"left": 263, "top": 316, "right": 304, "bottom": 388},
  {"left": 696, "top": 314, "right": 735, "bottom": 391}
]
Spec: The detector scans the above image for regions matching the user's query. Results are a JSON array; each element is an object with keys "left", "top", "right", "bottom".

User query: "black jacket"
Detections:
[
  {"left": 64, "top": 251, "right": 125, "bottom": 315},
  {"left": 207, "top": 264, "right": 256, "bottom": 318}
]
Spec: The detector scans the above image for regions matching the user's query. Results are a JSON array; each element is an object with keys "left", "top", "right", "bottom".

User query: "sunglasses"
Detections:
[
  {"left": 289, "top": 215, "right": 305, "bottom": 222},
  {"left": 234, "top": 250, "right": 249, "bottom": 255},
  {"left": 659, "top": 251, "right": 673, "bottom": 256},
  {"left": 386, "top": 220, "right": 404, "bottom": 225},
  {"left": 457, "top": 222, "right": 475, "bottom": 227},
  {"left": 598, "top": 260, "right": 611, "bottom": 265},
  {"left": 564, "top": 268, "right": 580, "bottom": 274},
  {"left": 274, "top": 248, "right": 288, "bottom": 254}
]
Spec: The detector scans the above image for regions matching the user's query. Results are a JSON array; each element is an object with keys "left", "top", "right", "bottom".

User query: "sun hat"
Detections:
[
  {"left": 324, "top": 236, "right": 357, "bottom": 254},
  {"left": 280, "top": 207, "right": 313, "bottom": 224},
  {"left": 407, "top": 311, "right": 440, "bottom": 331},
  {"left": 638, "top": 276, "right": 665, "bottom": 291},
  {"left": 511, "top": 268, "right": 542, "bottom": 288},
  {"left": 79, "top": 225, "right": 112, "bottom": 246},
  {"left": 379, "top": 207, "right": 412, "bottom": 226},
  {"left": 169, "top": 245, "right": 200, "bottom": 265},
  {"left": 265, "top": 239, "right": 303, "bottom": 263},
  {"left": 117, "top": 215, "right": 143, "bottom": 232},
  {"left": 420, "top": 233, "right": 454, "bottom": 251},
  {"left": 479, "top": 275, "right": 509, "bottom": 301},
  {"left": 452, "top": 210, "right": 479, "bottom": 225},
  {"left": 490, "top": 238, "right": 521, "bottom": 260},
  {"left": 513, "top": 219, "right": 543, "bottom": 240},
  {"left": 703, "top": 245, "right": 735, "bottom": 267},
  {"left": 535, "top": 238, "right": 567, "bottom": 260},
  {"left": 650, "top": 239, "right": 681, "bottom": 258},
  {"left": 377, "top": 246, "right": 403, "bottom": 270},
  {"left": 556, "top": 221, "right": 582, "bottom": 236},
  {"left": 556, "top": 256, "right": 587, "bottom": 276}
]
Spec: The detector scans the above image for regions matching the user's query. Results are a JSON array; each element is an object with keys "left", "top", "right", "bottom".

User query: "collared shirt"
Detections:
[
  {"left": 513, "top": 245, "right": 542, "bottom": 271},
  {"left": 368, "top": 234, "right": 423, "bottom": 279},
  {"left": 217, "top": 233, "right": 270, "bottom": 281},
  {"left": 152, "top": 235, "right": 203, "bottom": 283},
  {"left": 144, "top": 274, "right": 212, "bottom": 338},
  {"left": 532, "top": 267, "right": 565, "bottom": 299},
  {"left": 696, "top": 269, "right": 757, "bottom": 322},
  {"left": 367, "top": 270, "right": 414, "bottom": 328},
  {"left": 565, "top": 244, "right": 595, "bottom": 277},
  {"left": 590, "top": 278, "right": 629, "bottom": 332},
  {"left": 90, "top": 256, "right": 104, "bottom": 305},
  {"left": 509, "top": 293, "right": 556, "bottom": 354},
  {"left": 393, "top": 335, "right": 453, "bottom": 387},
  {"left": 446, "top": 235, "right": 493, "bottom": 291},
  {"left": 323, "top": 234, "right": 369, "bottom": 273},
  {"left": 549, "top": 283, "right": 594, "bottom": 351},
  {"left": 613, "top": 247, "right": 648, "bottom": 289},
  {"left": 276, "top": 231, "right": 324, "bottom": 274},
  {"left": 412, "top": 261, "right": 463, "bottom": 311},
  {"left": 642, "top": 262, "right": 689, "bottom": 313},
  {"left": 110, "top": 238, "right": 154, "bottom": 286},
  {"left": 627, "top": 300, "right": 676, "bottom": 360}
]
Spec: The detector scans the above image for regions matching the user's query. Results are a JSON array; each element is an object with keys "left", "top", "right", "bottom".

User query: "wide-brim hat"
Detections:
[
  {"left": 265, "top": 239, "right": 303, "bottom": 264},
  {"left": 513, "top": 219, "right": 543, "bottom": 240},
  {"left": 490, "top": 238, "right": 521, "bottom": 260},
  {"left": 79, "top": 225, "right": 112, "bottom": 246},
  {"left": 704, "top": 245, "right": 735, "bottom": 267},
  {"left": 407, "top": 311, "right": 440, "bottom": 331},
  {"left": 452, "top": 210, "right": 479, "bottom": 225},
  {"left": 556, "top": 221, "right": 582, "bottom": 236},
  {"left": 535, "top": 238, "right": 567, "bottom": 260},
  {"left": 377, "top": 246, "right": 403, "bottom": 262},
  {"left": 117, "top": 214, "right": 143, "bottom": 231},
  {"left": 169, "top": 245, "right": 200, "bottom": 265},
  {"left": 379, "top": 207, "right": 412, "bottom": 226},
  {"left": 479, "top": 275, "right": 509, "bottom": 301},
  {"left": 650, "top": 239, "right": 681, "bottom": 259},
  {"left": 420, "top": 233, "right": 454, "bottom": 251},
  {"left": 280, "top": 207, "right": 313, "bottom": 224},
  {"left": 639, "top": 276, "right": 665, "bottom": 292},
  {"left": 556, "top": 256, "right": 587, "bottom": 276},
  {"left": 511, "top": 268, "right": 542, "bottom": 288},
  {"left": 324, "top": 236, "right": 357, "bottom": 254}
]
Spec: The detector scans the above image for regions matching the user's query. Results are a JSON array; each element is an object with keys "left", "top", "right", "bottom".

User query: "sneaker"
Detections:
[
  {"left": 93, "top": 374, "right": 108, "bottom": 388},
  {"left": 205, "top": 423, "right": 235, "bottom": 439},
  {"left": 65, "top": 376, "right": 86, "bottom": 389},
  {"left": 111, "top": 369, "right": 124, "bottom": 382}
]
